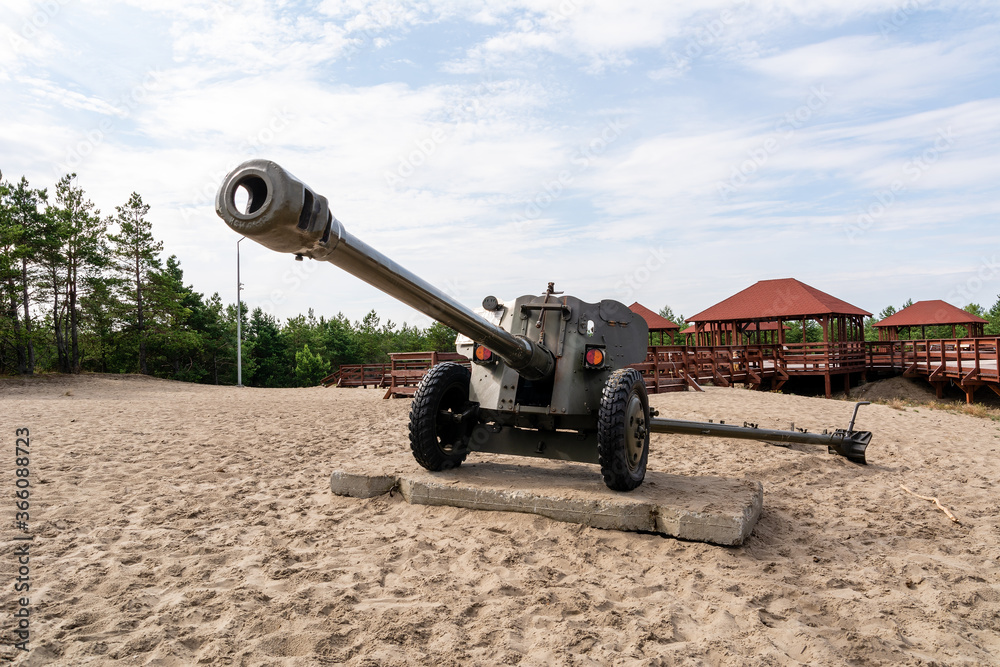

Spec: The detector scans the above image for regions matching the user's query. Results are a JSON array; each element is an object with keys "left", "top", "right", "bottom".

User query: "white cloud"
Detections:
[
  {"left": 440, "top": 0, "right": 986, "bottom": 74},
  {"left": 17, "top": 76, "right": 126, "bottom": 115},
  {"left": 748, "top": 30, "right": 1000, "bottom": 107}
]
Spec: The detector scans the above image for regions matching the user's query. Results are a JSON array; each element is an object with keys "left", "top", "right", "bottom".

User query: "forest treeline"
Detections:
[
  {"left": 0, "top": 172, "right": 457, "bottom": 387},
  {"left": 4, "top": 171, "right": 1000, "bottom": 386}
]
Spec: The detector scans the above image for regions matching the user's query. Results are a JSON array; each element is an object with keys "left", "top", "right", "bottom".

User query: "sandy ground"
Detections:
[
  {"left": 850, "top": 376, "right": 940, "bottom": 404},
  {"left": 1, "top": 374, "right": 999, "bottom": 666}
]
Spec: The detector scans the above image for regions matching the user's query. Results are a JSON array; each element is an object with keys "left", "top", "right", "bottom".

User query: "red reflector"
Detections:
[
  {"left": 475, "top": 345, "right": 493, "bottom": 362},
  {"left": 585, "top": 348, "right": 604, "bottom": 366}
]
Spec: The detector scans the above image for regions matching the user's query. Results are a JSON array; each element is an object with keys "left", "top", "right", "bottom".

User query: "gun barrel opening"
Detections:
[{"left": 230, "top": 174, "right": 269, "bottom": 217}]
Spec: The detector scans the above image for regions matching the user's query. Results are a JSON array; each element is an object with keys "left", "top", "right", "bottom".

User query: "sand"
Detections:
[
  {"left": 849, "top": 376, "right": 940, "bottom": 404},
  {"left": 2, "top": 374, "right": 999, "bottom": 666}
]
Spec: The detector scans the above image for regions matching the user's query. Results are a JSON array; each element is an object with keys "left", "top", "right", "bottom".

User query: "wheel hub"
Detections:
[{"left": 624, "top": 394, "right": 646, "bottom": 471}]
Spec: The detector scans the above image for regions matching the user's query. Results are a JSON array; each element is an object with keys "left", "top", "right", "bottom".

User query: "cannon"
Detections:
[{"left": 216, "top": 160, "right": 872, "bottom": 491}]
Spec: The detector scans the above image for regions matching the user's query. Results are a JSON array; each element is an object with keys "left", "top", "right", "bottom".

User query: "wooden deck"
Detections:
[
  {"left": 634, "top": 342, "right": 870, "bottom": 395},
  {"left": 325, "top": 337, "right": 1000, "bottom": 403},
  {"left": 866, "top": 338, "right": 1000, "bottom": 402}
]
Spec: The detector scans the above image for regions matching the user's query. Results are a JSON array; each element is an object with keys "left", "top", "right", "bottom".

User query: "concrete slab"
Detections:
[
  {"left": 329, "top": 470, "right": 396, "bottom": 498},
  {"left": 330, "top": 461, "right": 762, "bottom": 546}
]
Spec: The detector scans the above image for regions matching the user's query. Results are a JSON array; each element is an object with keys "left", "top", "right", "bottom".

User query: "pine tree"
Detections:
[
  {"left": 201, "top": 293, "right": 236, "bottom": 384},
  {"left": 294, "top": 343, "right": 328, "bottom": 386},
  {"left": 986, "top": 296, "right": 1000, "bottom": 336},
  {"left": 246, "top": 307, "right": 287, "bottom": 387},
  {"left": 424, "top": 321, "right": 457, "bottom": 351},
  {"left": 283, "top": 309, "right": 328, "bottom": 371},
  {"left": 146, "top": 255, "right": 202, "bottom": 380},
  {"left": 390, "top": 321, "right": 424, "bottom": 354},
  {"left": 656, "top": 305, "right": 684, "bottom": 344},
  {"left": 323, "top": 312, "right": 360, "bottom": 367},
  {"left": 863, "top": 316, "right": 879, "bottom": 342},
  {"left": 49, "top": 175, "right": 108, "bottom": 373},
  {"left": 35, "top": 204, "right": 69, "bottom": 371},
  {"left": 79, "top": 274, "right": 119, "bottom": 372},
  {"left": 108, "top": 193, "right": 162, "bottom": 374},
  {"left": 658, "top": 305, "right": 684, "bottom": 327},
  {"left": 355, "top": 310, "right": 383, "bottom": 363},
  {"left": 4, "top": 178, "right": 49, "bottom": 374},
  {"left": 0, "top": 175, "right": 27, "bottom": 374}
]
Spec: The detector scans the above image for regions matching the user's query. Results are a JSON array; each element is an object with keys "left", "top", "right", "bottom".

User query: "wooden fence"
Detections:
[
  {"left": 634, "top": 345, "right": 789, "bottom": 393},
  {"left": 321, "top": 364, "right": 390, "bottom": 388},
  {"left": 782, "top": 341, "right": 867, "bottom": 373},
  {"left": 865, "top": 338, "right": 1000, "bottom": 402},
  {"left": 381, "top": 351, "right": 471, "bottom": 398},
  {"left": 325, "top": 338, "right": 1000, "bottom": 402}
]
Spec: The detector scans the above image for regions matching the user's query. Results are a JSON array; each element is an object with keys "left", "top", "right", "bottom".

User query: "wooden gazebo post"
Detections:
[{"left": 821, "top": 315, "right": 831, "bottom": 398}]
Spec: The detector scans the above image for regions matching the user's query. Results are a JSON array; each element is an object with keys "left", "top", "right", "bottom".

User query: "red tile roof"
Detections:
[
  {"left": 628, "top": 302, "right": 680, "bottom": 331},
  {"left": 875, "top": 300, "right": 988, "bottom": 327},
  {"left": 687, "top": 278, "right": 871, "bottom": 322}
]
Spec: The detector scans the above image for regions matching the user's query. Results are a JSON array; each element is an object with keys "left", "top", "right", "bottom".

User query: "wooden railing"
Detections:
[
  {"left": 866, "top": 339, "right": 1000, "bottom": 379},
  {"left": 327, "top": 338, "right": 997, "bottom": 396},
  {"left": 864, "top": 338, "right": 1000, "bottom": 401},
  {"left": 320, "top": 369, "right": 340, "bottom": 387},
  {"left": 781, "top": 341, "right": 867, "bottom": 372},
  {"left": 631, "top": 347, "right": 700, "bottom": 393},
  {"left": 634, "top": 344, "right": 790, "bottom": 392},
  {"left": 329, "top": 363, "right": 390, "bottom": 388},
  {"left": 383, "top": 352, "right": 471, "bottom": 398},
  {"left": 901, "top": 339, "right": 996, "bottom": 381},
  {"left": 865, "top": 341, "right": 906, "bottom": 372}
]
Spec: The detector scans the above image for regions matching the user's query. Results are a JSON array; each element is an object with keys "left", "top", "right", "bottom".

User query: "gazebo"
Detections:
[
  {"left": 628, "top": 302, "right": 680, "bottom": 345},
  {"left": 874, "top": 300, "right": 987, "bottom": 340},
  {"left": 686, "top": 278, "right": 872, "bottom": 397}
]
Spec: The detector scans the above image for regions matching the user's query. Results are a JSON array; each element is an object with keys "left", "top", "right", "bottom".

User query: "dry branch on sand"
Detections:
[{"left": 900, "top": 484, "right": 963, "bottom": 526}]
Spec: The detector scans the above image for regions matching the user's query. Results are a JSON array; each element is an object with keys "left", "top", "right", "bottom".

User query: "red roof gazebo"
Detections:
[
  {"left": 686, "top": 278, "right": 872, "bottom": 397},
  {"left": 628, "top": 302, "right": 680, "bottom": 345},
  {"left": 874, "top": 300, "right": 987, "bottom": 340}
]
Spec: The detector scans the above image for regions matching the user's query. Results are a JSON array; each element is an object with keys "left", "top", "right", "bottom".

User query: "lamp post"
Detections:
[{"left": 237, "top": 236, "right": 246, "bottom": 387}]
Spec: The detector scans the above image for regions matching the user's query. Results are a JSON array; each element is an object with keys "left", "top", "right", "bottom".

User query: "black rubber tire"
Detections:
[
  {"left": 597, "top": 368, "right": 650, "bottom": 491},
  {"left": 408, "top": 362, "right": 473, "bottom": 471}
]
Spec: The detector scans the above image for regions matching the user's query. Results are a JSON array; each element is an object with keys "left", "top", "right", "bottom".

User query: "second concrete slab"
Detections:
[{"left": 331, "top": 461, "right": 762, "bottom": 546}]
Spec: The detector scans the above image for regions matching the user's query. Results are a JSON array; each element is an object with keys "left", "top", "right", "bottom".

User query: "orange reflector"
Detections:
[
  {"left": 585, "top": 347, "right": 604, "bottom": 366},
  {"left": 475, "top": 345, "right": 493, "bottom": 362}
]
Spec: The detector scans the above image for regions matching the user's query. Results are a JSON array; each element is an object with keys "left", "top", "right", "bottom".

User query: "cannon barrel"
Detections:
[{"left": 215, "top": 160, "right": 554, "bottom": 380}]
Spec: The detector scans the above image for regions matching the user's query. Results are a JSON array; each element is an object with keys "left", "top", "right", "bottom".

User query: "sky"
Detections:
[{"left": 2, "top": 0, "right": 999, "bottom": 329}]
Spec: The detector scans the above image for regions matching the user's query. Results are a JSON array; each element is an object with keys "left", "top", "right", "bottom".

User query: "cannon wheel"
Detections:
[
  {"left": 409, "top": 362, "right": 474, "bottom": 471},
  {"left": 597, "top": 368, "right": 650, "bottom": 491}
]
